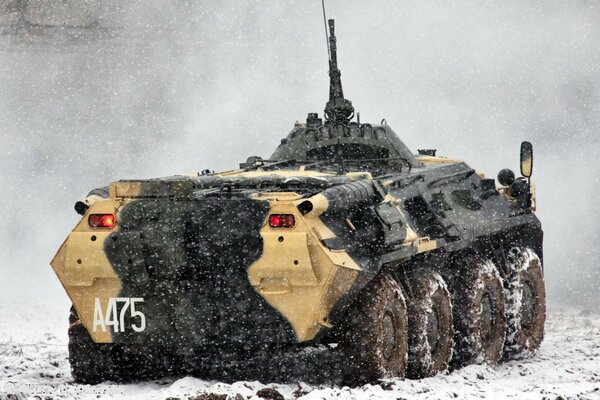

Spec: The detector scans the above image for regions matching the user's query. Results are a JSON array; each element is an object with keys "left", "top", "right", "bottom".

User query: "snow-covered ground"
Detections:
[{"left": 1, "top": 301, "right": 599, "bottom": 400}]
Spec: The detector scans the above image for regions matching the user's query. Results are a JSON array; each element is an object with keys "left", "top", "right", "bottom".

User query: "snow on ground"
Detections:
[{"left": 1, "top": 301, "right": 599, "bottom": 400}]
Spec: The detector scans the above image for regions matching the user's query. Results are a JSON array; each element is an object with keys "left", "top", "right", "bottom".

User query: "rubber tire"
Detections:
[
  {"left": 449, "top": 257, "right": 506, "bottom": 367},
  {"left": 503, "top": 247, "right": 546, "bottom": 358},
  {"left": 339, "top": 274, "right": 408, "bottom": 385},
  {"left": 405, "top": 269, "right": 454, "bottom": 378},
  {"left": 69, "top": 320, "right": 117, "bottom": 384},
  {"left": 69, "top": 306, "right": 172, "bottom": 384}
]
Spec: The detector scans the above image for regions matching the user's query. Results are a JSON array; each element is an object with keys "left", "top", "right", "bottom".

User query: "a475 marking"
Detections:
[{"left": 93, "top": 297, "right": 146, "bottom": 333}]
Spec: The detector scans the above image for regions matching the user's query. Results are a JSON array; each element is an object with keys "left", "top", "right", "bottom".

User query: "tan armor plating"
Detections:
[
  {"left": 50, "top": 197, "right": 127, "bottom": 343},
  {"left": 248, "top": 192, "right": 360, "bottom": 341}
]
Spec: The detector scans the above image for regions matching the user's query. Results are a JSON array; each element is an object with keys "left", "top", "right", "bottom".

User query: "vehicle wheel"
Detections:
[
  {"left": 68, "top": 309, "right": 117, "bottom": 384},
  {"left": 405, "top": 269, "right": 453, "bottom": 378},
  {"left": 449, "top": 257, "right": 506, "bottom": 367},
  {"left": 339, "top": 274, "right": 408, "bottom": 385},
  {"left": 503, "top": 247, "right": 546, "bottom": 358},
  {"left": 69, "top": 307, "right": 175, "bottom": 383}
]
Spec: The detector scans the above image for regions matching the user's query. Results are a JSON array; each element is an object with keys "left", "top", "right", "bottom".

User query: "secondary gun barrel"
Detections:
[{"left": 297, "top": 179, "right": 378, "bottom": 216}]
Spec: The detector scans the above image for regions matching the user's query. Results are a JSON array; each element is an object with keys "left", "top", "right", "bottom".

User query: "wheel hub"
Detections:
[
  {"left": 520, "top": 281, "right": 535, "bottom": 330},
  {"left": 480, "top": 292, "right": 495, "bottom": 342},
  {"left": 382, "top": 311, "right": 396, "bottom": 360},
  {"left": 426, "top": 303, "right": 441, "bottom": 356}
]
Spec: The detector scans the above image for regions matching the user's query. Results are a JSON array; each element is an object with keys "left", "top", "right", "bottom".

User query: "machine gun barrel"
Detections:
[
  {"left": 297, "top": 180, "right": 379, "bottom": 216},
  {"left": 328, "top": 19, "right": 342, "bottom": 99},
  {"left": 324, "top": 19, "right": 354, "bottom": 124}
]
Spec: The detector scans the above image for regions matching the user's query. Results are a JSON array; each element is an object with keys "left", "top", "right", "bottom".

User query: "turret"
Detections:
[{"left": 324, "top": 19, "right": 354, "bottom": 124}]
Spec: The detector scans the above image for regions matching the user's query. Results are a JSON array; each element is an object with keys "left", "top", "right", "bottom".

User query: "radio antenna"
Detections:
[{"left": 322, "top": 0, "right": 331, "bottom": 63}]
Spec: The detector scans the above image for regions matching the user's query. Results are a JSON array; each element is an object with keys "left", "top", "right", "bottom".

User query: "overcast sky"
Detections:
[{"left": 0, "top": 0, "right": 598, "bottom": 309}]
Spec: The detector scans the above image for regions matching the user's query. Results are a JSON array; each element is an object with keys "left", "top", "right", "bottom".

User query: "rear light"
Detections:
[
  {"left": 88, "top": 213, "right": 116, "bottom": 228},
  {"left": 269, "top": 214, "right": 295, "bottom": 228}
]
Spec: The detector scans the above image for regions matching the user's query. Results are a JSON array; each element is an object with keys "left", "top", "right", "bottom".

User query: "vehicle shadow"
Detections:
[{"left": 184, "top": 345, "right": 343, "bottom": 385}]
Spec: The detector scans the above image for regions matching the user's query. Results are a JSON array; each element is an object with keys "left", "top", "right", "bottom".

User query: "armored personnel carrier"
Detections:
[{"left": 51, "top": 19, "right": 545, "bottom": 384}]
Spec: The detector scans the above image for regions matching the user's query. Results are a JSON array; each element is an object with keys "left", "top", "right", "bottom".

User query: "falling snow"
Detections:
[{"left": 1, "top": 2, "right": 599, "bottom": 399}]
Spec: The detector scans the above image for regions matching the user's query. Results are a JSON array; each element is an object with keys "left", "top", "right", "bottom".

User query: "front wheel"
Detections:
[
  {"left": 448, "top": 257, "right": 506, "bottom": 367},
  {"left": 503, "top": 247, "right": 546, "bottom": 358},
  {"left": 339, "top": 274, "right": 408, "bottom": 385}
]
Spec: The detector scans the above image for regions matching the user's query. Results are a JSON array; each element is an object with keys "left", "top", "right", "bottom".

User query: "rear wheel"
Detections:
[
  {"left": 68, "top": 306, "right": 117, "bottom": 384},
  {"left": 339, "top": 274, "right": 408, "bottom": 385},
  {"left": 405, "top": 269, "right": 454, "bottom": 378},
  {"left": 503, "top": 247, "right": 546, "bottom": 358},
  {"left": 69, "top": 306, "right": 148, "bottom": 384},
  {"left": 449, "top": 257, "right": 506, "bottom": 367}
]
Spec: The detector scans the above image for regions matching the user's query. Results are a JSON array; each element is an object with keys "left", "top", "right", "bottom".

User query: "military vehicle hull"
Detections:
[
  {"left": 51, "top": 154, "right": 544, "bottom": 382},
  {"left": 51, "top": 18, "right": 545, "bottom": 384}
]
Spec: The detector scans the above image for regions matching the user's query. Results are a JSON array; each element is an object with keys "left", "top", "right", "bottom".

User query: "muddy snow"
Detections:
[{"left": 0, "top": 301, "right": 599, "bottom": 400}]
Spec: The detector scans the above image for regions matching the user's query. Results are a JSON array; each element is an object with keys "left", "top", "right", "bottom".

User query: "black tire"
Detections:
[
  {"left": 503, "top": 247, "right": 546, "bottom": 358},
  {"left": 68, "top": 316, "right": 117, "bottom": 384},
  {"left": 405, "top": 269, "right": 454, "bottom": 378},
  {"left": 449, "top": 257, "right": 506, "bottom": 367},
  {"left": 339, "top": 274, "right": 408, "bottom": 384},
  {"left": 69, "top": 307, "right": 170, "bottom": 384}
]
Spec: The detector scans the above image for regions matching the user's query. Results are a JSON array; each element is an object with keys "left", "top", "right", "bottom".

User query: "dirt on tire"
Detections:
[
  {"left": 503, "top": 247, "right": 546, "bottom": 358},
  {"left": 405, "top": 269, "right": 454, "bottom": 378},
  {"left": 448, "top": 257, "right": 506, "bottom": 367},
  {"left": 339, "top": 274, "right": 408, "bottom": 385}
]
